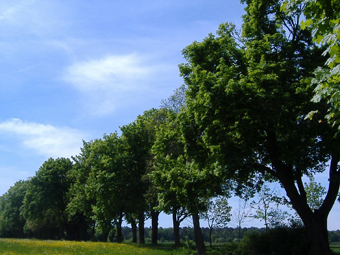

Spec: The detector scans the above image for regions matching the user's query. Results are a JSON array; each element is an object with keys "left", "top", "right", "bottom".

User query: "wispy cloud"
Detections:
[
  {"left": 64, "top": 54, "right": 152, "bottom": 91},
  {"left": 63, "top": 54, "right": 159, "bottom": 116},
  {"left": 0, "top": 118, "right": 87, "bottom": 158},
  {"left": 0, "top": 1, "right": 33, "bottom": 21},
  {"left": 0, "top": 0, "right": 68, "bottom": 38}
]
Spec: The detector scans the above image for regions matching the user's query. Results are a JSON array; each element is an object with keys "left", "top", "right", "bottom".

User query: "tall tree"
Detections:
[
  {"left": 120, "top": 121, "right": 148, "bottom": 244},
  {"left": 249, "top": 184, "right": 287, "bottom": 232},
  {"left": 67, "top": 140, "right": 96, "bottom": 240},
  {"left": 22, "top": 158, "right": 73, "bottom": 239},
  {"left": 200, "top": 196, "right": 231, "bottom": 248},
  {"left": 0, "top": 180, "right": 28, "bottom": 238},
  {"left": 84, "top": 134, "right": 128, "bottom": 242},
  {"left": 152, "top": 109, "right": 224, "bottom": 255},
  {"left": 231, "top": 199, "right": 252, "bottom": 239},
  {"left": 120, "top": 108, "right": 167, "bottom": 244},
  {"left": 157, "top": 86, "right": 191, "bottom": 247},
  {"left": 179, "top": 0, "right": 339, "bottom": 253}
]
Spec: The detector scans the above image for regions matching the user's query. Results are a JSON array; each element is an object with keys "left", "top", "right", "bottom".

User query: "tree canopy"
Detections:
[
  {"left": 284, "top": 0, "right": 340, "bottom": 127},
  {"left": 179, "top": 0, "right": 339, "bottom": 254}
]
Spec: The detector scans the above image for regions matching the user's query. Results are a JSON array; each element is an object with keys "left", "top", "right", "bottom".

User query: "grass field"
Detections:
[
  {"left": 2, "top": 238, "right": 340, "bottom": 255},
  {"left": 0, "top": 239, "right": 188, "bottom": 255},
  {"left": 331, "top": 245, "right": 340, "bottom": 254}
]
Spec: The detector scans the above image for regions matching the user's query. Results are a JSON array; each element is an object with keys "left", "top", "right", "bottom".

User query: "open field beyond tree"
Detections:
[
  {"left": 0, "top": 239, "right": 187, "bottom": 255},
  {"left": 0, "top": 238, "right": 340, "bottom": 255}
]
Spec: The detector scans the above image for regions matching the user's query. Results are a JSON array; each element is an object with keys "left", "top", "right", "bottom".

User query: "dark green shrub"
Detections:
[
  {"left": 108, "top": 228, "right": 116, "bottom": 242},
  {"left": 209, "top": 241, "right": 246, "bottom": 255},
  {"left": 242, "top": 226, "right": 310, "bottom": 255}
]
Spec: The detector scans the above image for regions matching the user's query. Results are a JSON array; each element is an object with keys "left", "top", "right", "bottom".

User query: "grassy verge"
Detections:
[
  {"left": 0, "top": 239, "right": 188, "bottom": 255},
  {"left": 331, "top": 245, "right": 340, "bottom": 254}
]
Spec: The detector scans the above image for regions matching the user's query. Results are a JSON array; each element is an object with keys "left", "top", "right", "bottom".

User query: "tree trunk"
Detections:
[
  {"left": 192, "top": 210, "right": 205, "bottom": 255},
  {"left": 138, "top": 212, "right": 145, "bottom": 244},
  {"left": 266, "top": 131, "right": 340, "bottom": 255},
  {"left": 274, "top": 154, "right": 340, "bottom": 255},
  {"left": 91, "top": 224, "right": 95, "bottom": 241},
  {"left": 116, "top": 211, "right": 123, "bottom": 243},
  {"left": 307, "top": 213, "right": 331, "bottom": 255},
  {"left": 58, "top": 213, "right": 65, "bottom": 239},
  {"left": 280, "top": 178, "right": 333, "bottom": 255},
  {"left": 173, "top": 209, "right": 181, "bottom": 246},
  {"left": 131, "top": 218, "right": 137, "bottom": 243},
  {"left": 209, "top": 227, "right": 213, "bottom": 248},
  {"left": 104, "top": 231, "right": 109, "bottom": 242},
  {"left": 151, "top": 210, "right": 159, "bottom": 245}
]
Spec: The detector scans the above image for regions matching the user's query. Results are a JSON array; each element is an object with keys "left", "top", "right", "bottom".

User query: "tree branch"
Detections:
[
  {"left": 251, "top": 163, "right": 277, "bottom": 178},
  {"left": 296, "top": 171, "right": 307, "bottom": 202},
  {"left": 319, "top": 154, "right": 340, "bottom": 215}
]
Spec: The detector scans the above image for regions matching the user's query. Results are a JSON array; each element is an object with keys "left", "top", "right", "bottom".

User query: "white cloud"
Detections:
[
  {"left": 64, "top": 54, "right": 152, "bottom": 91},
  {"left": 63, "top": 54, "right": 159, "bottom": 116},
  {"left": 0, "top": 118, "right": 86, "bottom": 158}
]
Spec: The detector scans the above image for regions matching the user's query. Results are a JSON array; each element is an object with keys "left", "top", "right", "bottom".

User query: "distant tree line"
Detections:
[
  {"left": 0, "top": 0, "right": 340, "bottom": 254},
  {"left": 0, "top": 107, "right": 233, "bottom": 245}
]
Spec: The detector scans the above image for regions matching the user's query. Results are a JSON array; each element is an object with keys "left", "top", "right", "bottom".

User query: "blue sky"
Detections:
[
  {"left": 0, "top": 0, "right": 339, "bottom": 230},
  {"left": 0, "top": 0, "right": 244, "bottom": 187}
]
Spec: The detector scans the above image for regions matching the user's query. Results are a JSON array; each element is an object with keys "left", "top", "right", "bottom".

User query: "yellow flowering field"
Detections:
[{"left": 0, "top": 239, "right": 187, "bottom": 255}]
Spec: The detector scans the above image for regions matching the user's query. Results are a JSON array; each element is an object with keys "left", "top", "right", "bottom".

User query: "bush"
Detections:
[{"left": 241, "top": 226, "right": 310, "bottom": 255}]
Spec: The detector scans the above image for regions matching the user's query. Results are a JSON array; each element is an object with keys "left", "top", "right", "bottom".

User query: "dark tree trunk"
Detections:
[
  {"left": 116, "top": 211, "right": 123, "bottom": 243},
  {"left": 58, "top": 213, "right": 65, "bottom": 239},
  {"left": 209, "top": 227, "right": 213, "bottom": 248},
  {"left": 307, "top": 213, "right": 331, "bottom": 255},
  {"left": 280, "top": 165, "right": 338, "bottom": 255},
  {"left": 173, "top": 209, "right": 181, "bottom": 247},
  {"left": 270, "top": 143, "right": 340, "bottom": 255},
  {"left": 59, "top": 224, "right": 64, "bottom": 239},
  {"left": 192, "top": 210, "right": 205, "bottom": 255},
  {"left": 91, "top": 224, "right": 95, "bottom": 241},
  {"left": 138, "top": 212, "right": 145, "bottom": 244},
  {"left": 151, "top": 210, "right": 159, "bottom": 245},
  {"left": 131, "top": 218, "right": 137, "bottom": 243},
  {"left": 104, "top": 231, "right": 109, "bottom": 242}
]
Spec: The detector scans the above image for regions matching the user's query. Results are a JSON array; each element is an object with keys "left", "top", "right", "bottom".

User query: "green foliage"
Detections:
[
  {"left": 0, "top": 180, "right": 28, "bottom": 237},
  {"left": 304, "top": 176, "right": 327, "bottom": 211},
  {"left": 201, "top": 196, "right": 232, "bottom": 248},
  {"left": 180, "top": 0, "right": 338, "bottom": 253},
  {"left": 201, "top": 197, "right": 232, "bottom": 229},
  {"left": 67, "top": 140, "right": 96, "bottom": 240},
  {"left": 152, "top": 106, "right": 225, "bottom": 217},
  {"left": 120, "top": 108, "right": 167, "bottom": 214},
  {"left": 21, "top": 158, "right": 73, "bottom": 239},
  {"left": 85, "top": 133, "right": 126, "bottom": 237},
  {"left": 283, "top": 0, "right": 340, "bottom": 128}
]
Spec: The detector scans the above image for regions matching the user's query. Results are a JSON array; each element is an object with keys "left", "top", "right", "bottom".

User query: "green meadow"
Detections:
[
  {"left": 0, "top": 239, "right": 188, "bottom": 255},
  {"left": 331, "top": 245, "right": 340, "bottom": 254}
]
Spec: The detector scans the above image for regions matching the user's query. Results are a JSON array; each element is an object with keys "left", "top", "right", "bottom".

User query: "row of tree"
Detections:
[
  {"left": 0, "top": 105, "right": 226, "bottom": 245},
  {"left": 0, "top": 0, "right": 339, "bottom": 254}
]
